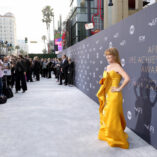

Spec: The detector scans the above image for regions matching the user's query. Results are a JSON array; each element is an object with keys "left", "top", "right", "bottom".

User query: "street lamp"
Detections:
[{"left": 108, "top": 0, "right": 113, "bottom": 6}]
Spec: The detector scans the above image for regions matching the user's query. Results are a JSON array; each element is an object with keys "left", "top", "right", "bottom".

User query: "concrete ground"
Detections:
[{"left": 0, "top": 76, "right": 157, "bottom": 157}]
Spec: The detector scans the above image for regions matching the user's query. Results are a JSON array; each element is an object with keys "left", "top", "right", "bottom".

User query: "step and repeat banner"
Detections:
[{"left": 61, "top": 3, "right": 157, "bottom": 149}]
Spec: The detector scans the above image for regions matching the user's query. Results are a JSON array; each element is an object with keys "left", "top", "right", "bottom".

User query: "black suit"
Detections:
[
  {"left": 25, "top": 58, "right": 31, "bottom": 82},
  {"left": 15, "top": 60, "right": 27, "bottom": 92},
  {"left": 33, "top": 60, "right": 41, "bottom": 81},
  {"left": 68, "top": 62, "right": 74, "bottom": 85},
  {"left": 60, "top": 59, "right": 68, "bottom": 85}
]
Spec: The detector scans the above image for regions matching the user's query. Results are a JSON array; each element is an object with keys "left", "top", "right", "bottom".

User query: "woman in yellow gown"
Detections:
[{"left": 97, "top": 48, "right": 130, "bottom": 149}]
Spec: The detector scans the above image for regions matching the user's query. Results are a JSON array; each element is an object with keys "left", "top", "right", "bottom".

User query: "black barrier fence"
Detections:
[
  {"left": 60, "top": 3, "right": 157, "bottom": 149},
  {"left": 28, "top": 53, "right": 57, "bottom": 59}
]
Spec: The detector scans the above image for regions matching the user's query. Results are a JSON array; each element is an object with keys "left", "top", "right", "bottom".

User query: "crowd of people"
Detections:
[{"left": 0, "top": 54, "right": 74, "bottom": 104}]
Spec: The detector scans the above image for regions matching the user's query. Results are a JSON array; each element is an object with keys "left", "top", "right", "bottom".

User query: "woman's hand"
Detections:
[{"left": 111, "top": 87, "right": 121, "bottom": 92}]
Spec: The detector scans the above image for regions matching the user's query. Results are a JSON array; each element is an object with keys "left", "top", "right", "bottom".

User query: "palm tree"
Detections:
[
  {"left": 19, "top": 49, "right": 26, "bottom": 55},
  {"left": 42, "top": 35, "right": 47, "bottom": 50},
  {"left": 15, "top": 45, "right": 20, "bottom": 55},
  {"left": 42, "top": 6, "right": 54, "bottom": 45}
]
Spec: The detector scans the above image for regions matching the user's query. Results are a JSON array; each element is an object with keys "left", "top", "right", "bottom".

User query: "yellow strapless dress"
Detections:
[{"left": 96, "top": 70, "right": 129, "bottom": 149}]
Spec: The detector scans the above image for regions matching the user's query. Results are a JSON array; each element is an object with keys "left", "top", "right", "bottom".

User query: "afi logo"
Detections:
[
  {"left": 96, "top": 53, "right": 99, "bottom": 59},
  {"left": 113, "top": 33, "right": 119, "bottom": 38},
  {"left": 134, "top": 107, "right": 142, "bottom": 114},
  {"left": 120, "top": 40, "right": 126, "bottom": 46},
  {"left": 127, "top": 111, "right": 132, "bottom": 120},
  {"left": 121, "top": 58, "right": 125, "bottom": 67},
  {"left": 109, "top": 42, "right": 113, "bottom": 48},
  {"left": 144, "top": 124, "right": 155, "bottom": 134},
  {"left": 130, "top": 25, "right": 135, "bottom": 35},
  {"left": 100, "top": 60, "right": 103, "bottom": 64},
  {"left": 99, "top": 46, "right": 103, "bottom": 50},
  {"left": 148, "top": 17, "right": 157, "bottom": 26},
  {"left": 139, "top": 35, "right": 146, "bottom": 42}
]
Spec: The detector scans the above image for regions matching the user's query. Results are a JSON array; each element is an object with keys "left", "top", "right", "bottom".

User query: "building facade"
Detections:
[
  {"left": 63, "top": 0, "right": 103, "bottom": 48},
  {"left": 17, "top": 40, "right": 29, "bottom": 54},
  {"left": 0, "top": 12, "right": 17, "bottom": 47},
  {"left": 63, "top": 0, "right": 157, "bottom": 48},
  {"left": 103, "top": 0, "right": 157, "bottom": 29}
]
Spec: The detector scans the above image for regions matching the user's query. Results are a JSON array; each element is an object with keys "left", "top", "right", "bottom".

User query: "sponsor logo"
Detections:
[
  {"left": 121, "top": 58, "right": 125, "bottom": 67},
  {"left": 148, "top": 17, "right": 157, "bottom": 26},
  {"left": 109, "top": 42, "right": 113, "bottom": 48},
  {"left": 144, "top": 124, "right": 155, "bottom": 134},
  {"left": 127, "top": 111, "right": 132, "bottom": 120},
  {"left": 93, "top": 73, "right": 96, "bottom": 78},
  {"left": 130, "top": 25, "right": 135, "bottom": 35},
  {"left": 134, "top": 107, "right": 142, "bottom": 114},
  {"left": 139, "top": 35, "right": 146, "bottom": 42},
  {"left": 100, "top": 60, "right": 103, "bottom": 64},
  {"left": 120, "top": 40, "right": 126, "bottom": 46},
  {"left": 113, "top": 33, "right": 119, "bottom": 38},
  {"left": 93, "top": 48, "right": 96, "bottom": 51},
  {"left": 96, "top": 67, "right": 99, "bottom": 71},
  {"left": 99, "top": 46, "right": 103, "bottom": 50},
  {"left": 96, "top": 53, "right": 99, "bottom": 59},
  {"left": 90, "top": 83, "right": 92, "bottom": 88}
]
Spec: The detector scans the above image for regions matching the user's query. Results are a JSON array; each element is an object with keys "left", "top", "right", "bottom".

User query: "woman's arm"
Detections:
[{"left": 111, "top": 64, "right": 130, "bottom": 92}]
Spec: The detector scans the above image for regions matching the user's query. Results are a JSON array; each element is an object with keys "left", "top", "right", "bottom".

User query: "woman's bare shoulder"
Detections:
[{"left": 106, "top": 65, "right": 111, "bottom": 69}]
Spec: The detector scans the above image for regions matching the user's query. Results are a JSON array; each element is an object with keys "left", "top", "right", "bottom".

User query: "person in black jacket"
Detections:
[
  {"left": 55, "top": 58, "right": 62, "bottom": 82},
  {"left": 59, "top": 55, "right": 68, "bottom": 85},
  {"left": 10, "top": 58, "right": 16, "bottom": 88},
  {"left": 47, "top": 58, "right": 52, "bottom": 79},
  {"left": 33, "top": 56, "right": 41, "bottom": 81},
  {"left": 25, "top": 55, "right": 31, "bottom": 82},
  {"left": 15, "top": 56, "right": 27, "bottom": 93},
  {"left": 67, "top": 58, "right": 74, "bottom": 86}
]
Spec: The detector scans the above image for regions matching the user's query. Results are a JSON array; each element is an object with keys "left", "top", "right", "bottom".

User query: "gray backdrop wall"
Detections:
[{"left": 60, "top": 3, "right": 157, "bottom": 149}]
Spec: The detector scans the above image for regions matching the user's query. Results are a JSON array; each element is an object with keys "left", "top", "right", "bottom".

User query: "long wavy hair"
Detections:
[{"left": 105, "top": 48, "right": 122, "bottom": 66}]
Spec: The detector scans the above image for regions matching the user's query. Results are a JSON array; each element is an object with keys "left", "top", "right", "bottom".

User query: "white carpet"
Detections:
[{"left": 0, "top": 76, "right": 156, "bottom": 157}]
